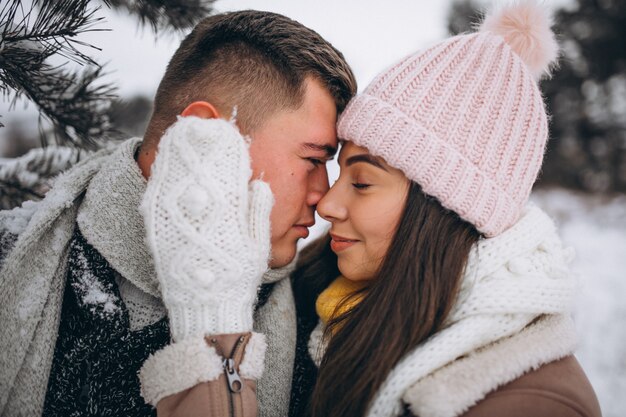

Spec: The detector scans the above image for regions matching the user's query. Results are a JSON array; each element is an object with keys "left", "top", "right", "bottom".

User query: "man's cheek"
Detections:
[{"left": 269, "top": 205, "right": 288, "bottom": 237}]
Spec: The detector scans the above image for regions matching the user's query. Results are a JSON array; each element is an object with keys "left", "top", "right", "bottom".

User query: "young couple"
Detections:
[{"left": 0, "top": 2, "right": 601, "bottom": 417}]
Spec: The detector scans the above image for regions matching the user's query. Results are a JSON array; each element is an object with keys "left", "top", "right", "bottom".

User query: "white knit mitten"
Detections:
[{"left": 141, "top": 116, "right": 273, "bottom": 341}]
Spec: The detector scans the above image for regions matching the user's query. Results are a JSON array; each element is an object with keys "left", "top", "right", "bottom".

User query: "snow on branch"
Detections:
[
  {"left": 0, "top": 0, "right": 116, "bottom": 148},
  {"left": 0, "top": 145, "right": 92, "bottom": 209}
]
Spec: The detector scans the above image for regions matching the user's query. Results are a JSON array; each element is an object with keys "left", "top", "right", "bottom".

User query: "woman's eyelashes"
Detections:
[
  {"left": 352, "top": 182, "right": 371, "bottom": 190},
  {"left": 335, "top": 167, "right": 374, "bottom": 190},
  {"left": 350, "top": 170, "right": 374, "bottom": 190}
]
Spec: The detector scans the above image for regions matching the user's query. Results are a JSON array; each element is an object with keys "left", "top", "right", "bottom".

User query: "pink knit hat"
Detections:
[{"left": 337, "top": 1, "right": 559, "bottom": 237}]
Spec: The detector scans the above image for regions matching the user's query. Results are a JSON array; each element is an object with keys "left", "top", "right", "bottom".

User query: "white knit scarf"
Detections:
[{"left": 309, "top": 205, "right": 578, "bottom": 417}]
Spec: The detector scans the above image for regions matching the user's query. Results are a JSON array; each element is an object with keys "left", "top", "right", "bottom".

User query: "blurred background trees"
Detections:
[
  {"left": 1, "top": 0, "right": 214, "bottom": 148},
  {"left": 0, "top": 0, "right": 214, "bottom": 208},
  {"left": 2, "top": 0, "right": 625, "bottom": 209},
  {"left": 449, "top": 0, "right": 626, "bottom": 193}
]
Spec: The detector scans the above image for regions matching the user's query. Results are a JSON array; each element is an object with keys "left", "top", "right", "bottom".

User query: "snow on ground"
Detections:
[{"left": 531, "top": 188, "right": 626, "bottom": 417}]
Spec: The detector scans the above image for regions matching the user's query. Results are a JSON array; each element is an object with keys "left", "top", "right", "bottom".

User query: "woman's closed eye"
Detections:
[{"left": 352, "top": 182, "right": 371, "bottom": 190}]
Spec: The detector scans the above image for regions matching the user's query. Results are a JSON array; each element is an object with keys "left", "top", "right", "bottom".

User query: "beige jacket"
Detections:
[
  {"left": 445, "top": 356, "right": 601, "bottom": 417},
  {"left": 149, "top": 340, "right": 602, "bottom": 417},
  {"left": 148, "top": 333, "right": 261, "bottom": 417}
]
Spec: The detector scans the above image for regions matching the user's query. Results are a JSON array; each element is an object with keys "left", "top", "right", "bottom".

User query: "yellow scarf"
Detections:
[{"left": 316, "top": 276, "right": 369, "bottom": 326}]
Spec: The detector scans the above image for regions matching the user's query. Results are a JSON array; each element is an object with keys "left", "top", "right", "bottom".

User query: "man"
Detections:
[{"left": 0, "top": 10, "right": 355, "bottom": 417}]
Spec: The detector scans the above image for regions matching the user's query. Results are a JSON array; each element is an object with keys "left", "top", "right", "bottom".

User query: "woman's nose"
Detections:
[{"left": 317, "top": 182, "right": 348, "bottom": 222}]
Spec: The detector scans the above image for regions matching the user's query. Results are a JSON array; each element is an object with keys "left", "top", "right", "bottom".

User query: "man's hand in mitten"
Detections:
[{"left": 141, "top": 116, "right": 273, "bottom": 342}]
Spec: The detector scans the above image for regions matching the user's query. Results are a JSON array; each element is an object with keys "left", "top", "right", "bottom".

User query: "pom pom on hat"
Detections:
[{"left": 480, "top": 0, "right": 559, "bottom": 79}]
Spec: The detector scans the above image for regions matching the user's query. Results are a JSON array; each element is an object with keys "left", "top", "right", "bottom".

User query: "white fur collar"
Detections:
[{"left": 403, "top": 314, "right": 577, "bottom": 417}]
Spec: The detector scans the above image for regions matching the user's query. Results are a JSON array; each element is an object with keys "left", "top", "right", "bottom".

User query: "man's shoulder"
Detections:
[
  {"left": 0, "top": 226, "right": 18, "bottom": 267},
  {"left": 0, "top": 140, "right": 125, "bottom": 237},
  {"left": 0, "top": 149, "right": 98, "bottom": 267},
  {"left": 462, "top": 356, "right": 602, "bottom": 417}
]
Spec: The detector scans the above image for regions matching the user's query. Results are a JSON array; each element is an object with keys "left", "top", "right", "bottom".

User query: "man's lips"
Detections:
[
  {"left": 293, "top": 221, "right": 315, "bottom": 238},
  {"left": 329, "top": 233, "right": 359, "bottom": 252}
]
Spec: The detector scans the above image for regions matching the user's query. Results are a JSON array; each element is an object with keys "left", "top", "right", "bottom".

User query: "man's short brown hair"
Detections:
[{"left": 144, "top": 10, "right": 357, "bottom": 145}]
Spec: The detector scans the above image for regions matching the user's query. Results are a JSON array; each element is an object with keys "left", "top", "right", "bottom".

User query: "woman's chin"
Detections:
[{"left": 337, "top": 258, "right": 375, "bottom": 282}]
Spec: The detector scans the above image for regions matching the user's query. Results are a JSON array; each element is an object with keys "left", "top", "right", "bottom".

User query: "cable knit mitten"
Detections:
[{"left": 141, "top": 116, "right": 273, "bottom": 341}]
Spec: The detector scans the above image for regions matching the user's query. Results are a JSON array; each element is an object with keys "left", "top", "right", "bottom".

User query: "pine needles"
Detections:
[
  {"left": 105, "top": 0, "right": 216, "bottom": 33},
  {"left": 0, "top": 0, "right": 215, "bottom": 149},
  {"left": 0, "top": 0, "right": 115, "bottom": 148}
]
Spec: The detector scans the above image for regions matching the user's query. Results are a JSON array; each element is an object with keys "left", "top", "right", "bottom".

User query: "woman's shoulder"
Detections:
[{"left": 460, "top": 356, "right": 601, "bottom": 417}]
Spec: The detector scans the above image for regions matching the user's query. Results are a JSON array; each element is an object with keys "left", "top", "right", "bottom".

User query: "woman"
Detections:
[{"left": 290, "top": 2, "right": 601, "bottom": 417}]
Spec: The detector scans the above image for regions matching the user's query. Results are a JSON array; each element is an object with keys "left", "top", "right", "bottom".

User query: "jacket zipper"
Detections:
[{"left": 211, "top": 336, "right": 246, "bottom": 417}]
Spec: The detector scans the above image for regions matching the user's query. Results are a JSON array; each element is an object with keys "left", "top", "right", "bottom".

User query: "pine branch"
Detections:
[
  {"left": 2, "top": 60, "right": 117, "bottom": 148},
  {"left": 0, "top": 145, "right": 90, "bottom": 209},
  {"left": 0, "top": 0, "right": 216, "bottom": 150},
  {"left": 1, "top": 0, "right": 108, "bottom": 67},
  {"left": 0, "top": 0, "right": 116, "bottom": 148},
  {"left": 103, "top": 0, "right": 215, "bottom": 32}
]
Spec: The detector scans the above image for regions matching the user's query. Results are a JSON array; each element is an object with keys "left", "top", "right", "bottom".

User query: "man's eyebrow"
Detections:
[
  {"left": 345, "top": 154, "right": 388, "bottom": 171},
  {"left": 302, "top": 142, "right": 337, "bottom": 157}
]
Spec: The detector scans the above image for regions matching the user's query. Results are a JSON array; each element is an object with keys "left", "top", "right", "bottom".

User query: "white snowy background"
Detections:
[{"left": 1, "top": 0, "right": 624, "bottom": 416}]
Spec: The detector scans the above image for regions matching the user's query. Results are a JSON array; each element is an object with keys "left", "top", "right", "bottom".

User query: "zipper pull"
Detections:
[{"left": 223, "top": 358, "right": 243, "bottom": 393}]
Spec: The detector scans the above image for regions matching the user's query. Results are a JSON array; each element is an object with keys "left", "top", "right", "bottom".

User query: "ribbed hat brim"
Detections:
[{"left": 337, "top": 93, "right": 519, "bottom": 237}]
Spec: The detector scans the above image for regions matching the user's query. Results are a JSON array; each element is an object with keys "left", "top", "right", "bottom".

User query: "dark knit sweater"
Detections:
[
  {"left": 43, "top": 227, "right": 276, "bottom": 416},
  {"left": 42, "top": 228, "right": 170, "bottom": 416},
  {"left": 288, "top": 297, "right": 320, "bottom": 417}
]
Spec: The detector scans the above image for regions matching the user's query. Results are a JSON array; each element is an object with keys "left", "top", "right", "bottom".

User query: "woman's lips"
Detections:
[{"left": 330, "top": 233, "right": 359, "bottom": 252}]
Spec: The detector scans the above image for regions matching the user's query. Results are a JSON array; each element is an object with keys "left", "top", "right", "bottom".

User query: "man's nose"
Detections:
[{"left": 306, "top": 166, "right": 330, "bottom": 207}]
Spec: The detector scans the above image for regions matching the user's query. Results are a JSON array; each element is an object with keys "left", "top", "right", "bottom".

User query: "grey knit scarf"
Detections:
[{"left": 0, "top": 138, "right": 296, "bottom": 417}]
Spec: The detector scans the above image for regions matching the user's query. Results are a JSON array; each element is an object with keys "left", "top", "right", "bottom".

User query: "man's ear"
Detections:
[{"left": 181, "top": 101, "right": 221, "bottom": 119}]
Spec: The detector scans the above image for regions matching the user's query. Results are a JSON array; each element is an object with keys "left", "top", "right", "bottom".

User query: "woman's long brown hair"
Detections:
[{"left": 292, "top": 182, "right": 481, "bottom": 417}]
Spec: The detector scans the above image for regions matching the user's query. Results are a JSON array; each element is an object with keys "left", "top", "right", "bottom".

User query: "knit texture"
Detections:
[
  {"left": 116, "top": 276, "right": 167, "bottom": 331},
  {"left": 42, "top": 229, "right": 170, "bottom": 417},
  {"left": 307, "top": 205, "right": 578, "bottom": 417},
  {"left": 0, "top": 138, "right": 296, "bottom": 417},
  {"left": 141, "top": 116, "right": 274, "bottom": 340},
  {"left": 0, "top": 145, "right": 110, "bottom": 416},
  {"left": 76, "top": 140, "right": 161, "bottom": 300},
  {"left": 403, "top": 314, "right": 577, "bottom": 417},
  {"left": 316, "top": 275, "right": 367, "bottom": 327},
  {"left": 289, "top": 301, "right": 320, "bottom": 417},
  {"left": 337, "top": 1, "right": 558, "bottom": 237},
  {"left": 254, "top": 269, "right": 298, "bottom": 417}
]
